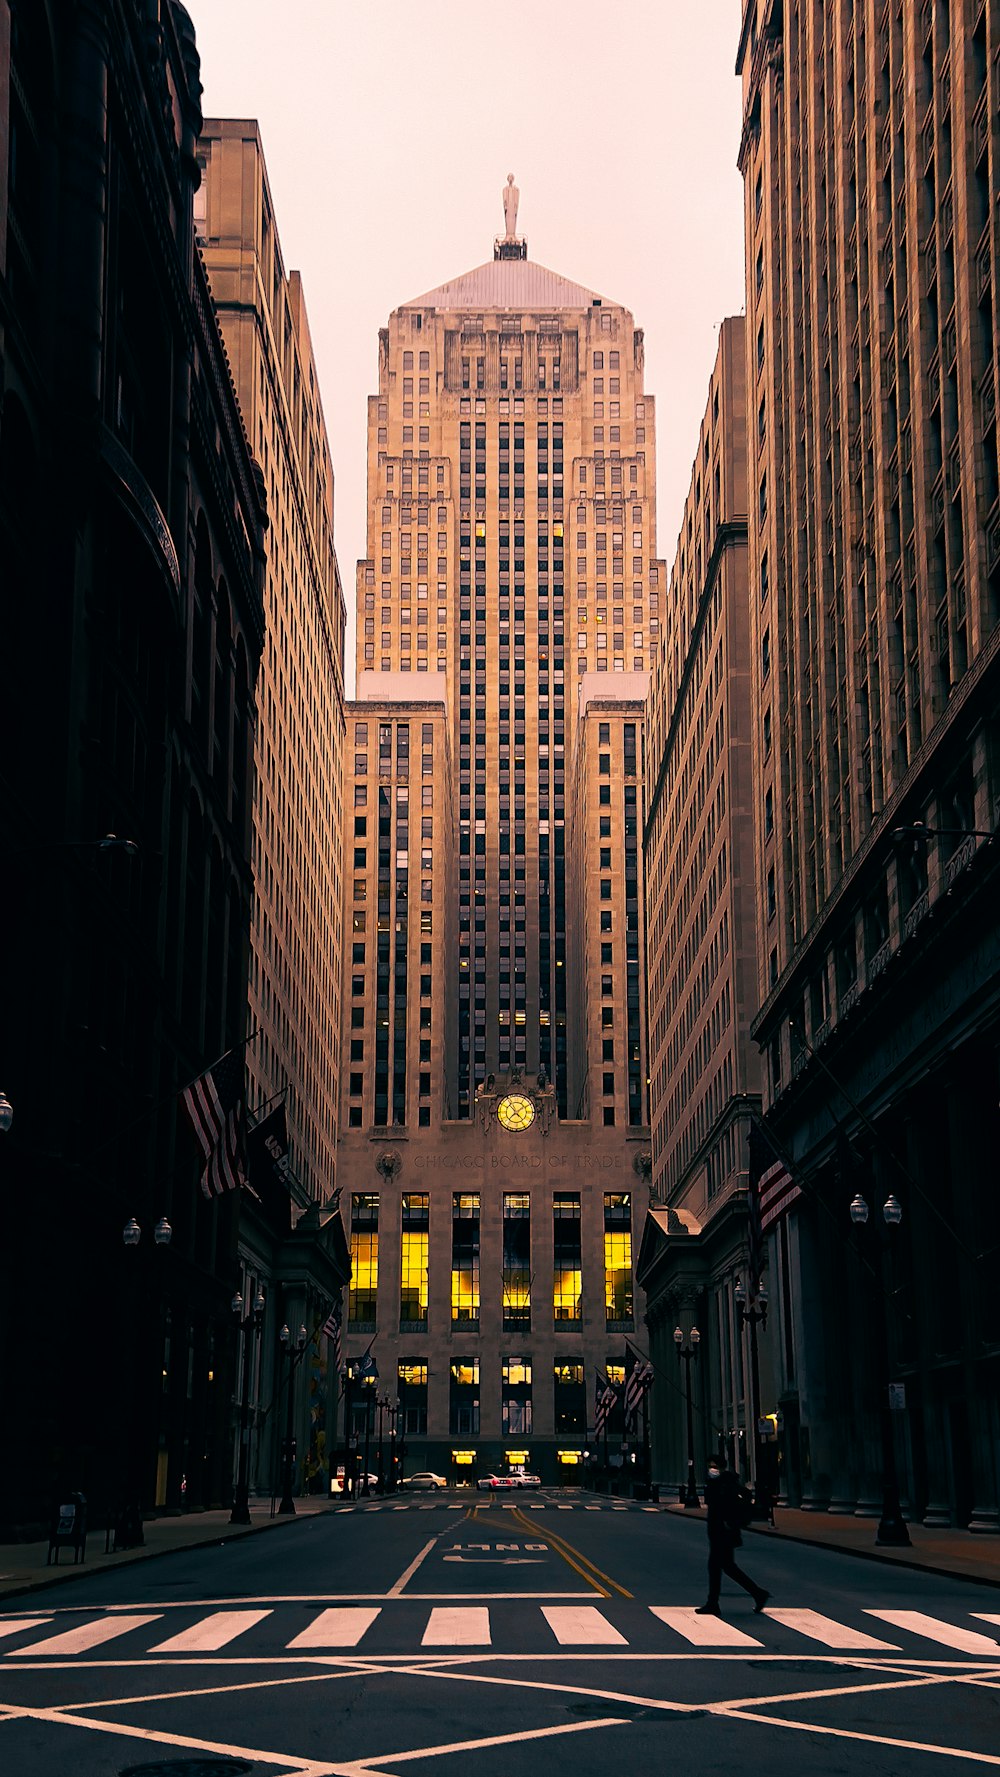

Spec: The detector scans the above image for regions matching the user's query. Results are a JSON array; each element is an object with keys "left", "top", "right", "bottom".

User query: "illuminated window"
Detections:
[
  {"left": 398, "top": 1360, "right": 427, "bottom": 1435},
  {"left": 503, "top": 1356, "right": 532, "bottom": 1435},
  {"left": 451, "top": 1193, "right": 480, "bottom": 1324},
  {"left": 553, "top": 1193, "right": 582, "bottom": 1324},
  {"left": 553, "top": 1361, "right": 586, "bottom": 1433},
  {"left": 502, "top": 1193, "right": 531, "bottom": 1331},
  {"left": 348, "top": 1194, "right": 379, "bottom": 1329},
  {"left": 400, "top": 1194, "right": 429, "bottom": 1327},
  {"left": 604, "top": 1193, "right": 633, "bottom": 1327},
  {"left": 450, "top": 1357, "right": 480, "bottom": 1435}
]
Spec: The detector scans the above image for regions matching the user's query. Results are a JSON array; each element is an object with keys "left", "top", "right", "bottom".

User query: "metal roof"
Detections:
[{"left": 402, "top": 257, "right": 614, "bottom": 314}]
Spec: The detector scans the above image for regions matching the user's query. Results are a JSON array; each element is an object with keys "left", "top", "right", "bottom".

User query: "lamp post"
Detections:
[
  {"left": 119, "top": 1214, "right": 172, "bottom": 1548},
  {"left": 230, "top": 1285, "right": 265, "bottom": 1526},
  {"left": 361, "top": 1376, "right": 376, "bottom": 1496},
  {"left": 673, "top": 1325, "right": 701, "bottom": 1508},
  {"left": 734, "top": 1274, "right": 771, "bottom": 1519},
  {"left": 850, "top": 1190, "right": 911, "bottom": 1547},
  {"left": 376, "top": 1392, "right": 390, "bottom": 1491},
  {"left": 387, "top": 1396, "right": 399, "bottom": 1493},
  {"left": 277, "top": 1321, "right": 307, "bottom": 1515}
]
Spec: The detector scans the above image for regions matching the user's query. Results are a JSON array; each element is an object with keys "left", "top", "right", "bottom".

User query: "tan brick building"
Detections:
[
  {"left": 638, "top": 319, "right": 771, "bottom": 1493},
  {"left": 738, "top": 0, "right": 1000, "bottom": 1523},
  {"left": 199, "top": 122, "right": 347, "bottom": 1202},
  {"left": 338, "top": 220, "right": 661, "bottom": 1482}
]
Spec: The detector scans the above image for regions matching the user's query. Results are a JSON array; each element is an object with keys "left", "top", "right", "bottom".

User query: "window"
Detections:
[
  {"left": 553, "top": 1193, "right": 582, "bottom": 1323},
  {"left": 398, "top": 1360, "right": 428, "bottom": 1436},
  {"left": 604, "top": 1193, "right": 633, "bottom": 1327},
  {"left": 554, "top": 1361, "right": 586, "bottom": 1433},
  {"left": 503, "top": 1192, "right": 531, "bottom": 1331},
  {"left": 451, "top": 1193, "right": 480, "bottom": 1324},
  {"left": 400, "top": 1194, "right": 429, "bottom": 1327},
  {"left": 503, "top": 1356, "right": 532, "bottom": 1435},
  {"left": 450, "top": 1359, "right": 480, "bottom": 1436},
  {"left": 349, "top": 1194, "right": 379, "bottom": 1329}
]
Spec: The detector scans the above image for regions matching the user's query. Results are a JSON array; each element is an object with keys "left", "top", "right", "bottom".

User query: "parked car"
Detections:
[
  {"left": 476, "top": 1473, "right": 516, "bottom": 1490},
  {"left": 512, "top": 1472, "right": 542, "bottom": 1488},
  {"left": 403, "top": 1471, "right": 448, "bottom": 1491},
  {"left": 330, "top": 1470, "right": 380, "bottom": 1495}
]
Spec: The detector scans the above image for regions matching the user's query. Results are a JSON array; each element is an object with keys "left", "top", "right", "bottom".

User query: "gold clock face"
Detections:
[{"left": 497, "top": 1093, "right": 535, "bottom": 1133}]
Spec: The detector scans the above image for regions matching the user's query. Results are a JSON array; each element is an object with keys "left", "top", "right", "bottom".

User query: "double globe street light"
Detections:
[
  {"left": 850, "top": 1189, "right": 911, "bottom": 1547},
  {"left": 231, "top": 1286, "right": 266, "bottom": 1525},
  {"left": 119, "top": 1213, "right": 172, "bottom": 1548},
  {"left": 277, "top": 1321, "right": 308, "bottom": 1515}
]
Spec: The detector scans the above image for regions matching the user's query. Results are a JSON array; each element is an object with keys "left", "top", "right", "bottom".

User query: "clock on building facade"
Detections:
[{"left": 496, "top": 1093, "right": 536, "bottom": 1132}]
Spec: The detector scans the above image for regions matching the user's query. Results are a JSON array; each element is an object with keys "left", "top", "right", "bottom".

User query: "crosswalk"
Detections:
[
  {"left": 335, "top": 1500, "right": 661, "bottom": 1514},
  {"left": 1, "top": 1603, "right": 998, "bottom": 1660}
]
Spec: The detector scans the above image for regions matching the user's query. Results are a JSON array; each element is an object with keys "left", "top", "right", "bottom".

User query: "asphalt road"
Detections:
[{"left": 2, "top": 1489, "right": 1000, "bottom": 1775}]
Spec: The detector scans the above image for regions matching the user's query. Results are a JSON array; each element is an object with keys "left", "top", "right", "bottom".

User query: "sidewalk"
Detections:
[
  {"left": 665, "top": 1499, "right": 1000, "bottom": 1587},
  {"left": 0, "top": 1503, "right": 327, "bottom": 1605}
]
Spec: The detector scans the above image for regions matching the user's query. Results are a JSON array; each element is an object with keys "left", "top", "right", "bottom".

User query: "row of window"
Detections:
[
  {"left": 348, "top": 1191, "right": 634, "bottom": 1331},
  {"left": 348, "top": 1356, "right": 628, "bottom": 1439}
]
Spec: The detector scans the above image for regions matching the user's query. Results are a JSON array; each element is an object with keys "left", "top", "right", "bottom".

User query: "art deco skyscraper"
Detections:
[
  {"left": 354, "top": 204, "right": 664, "bottom": 1123},
  {"left": 339, "top": 200, "right": 663, "bottom": 1483}
]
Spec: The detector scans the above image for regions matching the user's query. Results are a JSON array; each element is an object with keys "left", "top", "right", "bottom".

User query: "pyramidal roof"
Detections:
[{"left": 403, "top": 256, "right": 611, "bottom": 313}]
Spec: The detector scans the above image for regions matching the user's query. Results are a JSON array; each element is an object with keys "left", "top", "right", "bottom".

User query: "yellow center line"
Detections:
[{"left": 511, "top": 1506, "right": 632, "bottom": 1599}]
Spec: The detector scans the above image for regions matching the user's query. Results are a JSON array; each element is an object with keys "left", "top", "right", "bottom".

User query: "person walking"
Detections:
[{"left": 695, "top": 1454, "right": 770, "bottom": 1616}]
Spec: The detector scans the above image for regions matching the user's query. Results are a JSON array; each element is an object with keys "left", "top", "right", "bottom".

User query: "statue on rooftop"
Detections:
[{"left": 502, "top": 173, "right": 519, "bottom": 242}]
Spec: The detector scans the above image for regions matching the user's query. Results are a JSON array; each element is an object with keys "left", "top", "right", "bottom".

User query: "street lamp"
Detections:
[
  {"left": 673, "top": 1325, "right": 701, "bottom": 1508},
  {"left": 0, "top": 1092, "right": 13, "bottom": 1133},
  {"left": 387, "top": 1395, "right": 400, "bottom": 1493},
  {"left": 850, "top": 1191, "right": 910, "bottom": 1547},
  {"left": 230, "top": 1286, "right": 266, "bottom": 1525},
  {"left": 277, "top": 1321, "right": 308, "bottom": 1515},
  {"left": 734, "top": 1274, "right": 771, "bottom": 1519},
  {"left": 119, "top": 1214, "right": 173, "bottom": 1548}
]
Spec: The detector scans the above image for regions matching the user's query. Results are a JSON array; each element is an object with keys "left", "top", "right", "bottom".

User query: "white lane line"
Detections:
[
  {"left": 650, "top": 1606, "right": 761, "bottom": 1647},
  {"left": 421, "top": 1607, "right": 491, "bottom": 1646},
  {"left": 867, "top": 1610, "right": 1000, "bottom": 1654},
  {"left": 542, "top": 1606, "right": 628, "bottom": 1646},
  {"left": 0, "top": 1702, "right": 333, "bottom": 1772},
  {"left": 387, "top": 1537, "right": 440, "bottom": 1597},
  {"left": 557, "top": 1505, "right": 572, "bottom": 1511},
  {"left": 149, "top": 1610, "right": 273, "bottom": 1653},
  {"left": 9, "top": 1614, "right": 162, "bottom": 1655},
  {"left": 287, "top": 1609, "right": 381, "bottom": 1649},
  {"left": 765, "top": 1608, "right": 899, "bottom": 1651},
  {"left": 0, "top": 1619, "right": 51, "bottom": 1642}
]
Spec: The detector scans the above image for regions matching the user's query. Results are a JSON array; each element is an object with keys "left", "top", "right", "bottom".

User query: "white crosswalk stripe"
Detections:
[
  {"left": 4, "top": 1603, "right": 1000, "bottom": 1661},
  {"left": 286, "top": 1608, "right": 381, "bottom": 1649},
  {"left": 150, "top": 1610, "right": 273, "bottom": 1653},
  {"left": 421, "top": 1607, "right": 491, "bottom": 1646},
  {"left": 766, "top": 1608, "right": 899, "bottom": 1650},
  {"left": 542, "top": 1606, "right": 628, "bottom": 1645},
  {"left": 0, "top": 1618, "right": 51, "bottom": 1641},
  {"left": 649, "top": 1606, "right": 761, "bottom": 1647},
  {"left": 10, "top": 1614, "right": 162, "bottom": 1655},
  {"left": 867, "top": 1610, "right": 1000, "bottom": 1654}
]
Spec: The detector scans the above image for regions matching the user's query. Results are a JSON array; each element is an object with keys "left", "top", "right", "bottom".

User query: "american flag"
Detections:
[
  {"left": 594, "top": 1374, "right": 618, "bottom": 1437},
  {"left": 624, "top": 1344, "right": 654, "bottom": 1422},
  {"left": 322, "top": 1297, "right": 343, "bottom": 1373},
  {"left": 750, "top": 1118, "right": 801, "bottom": 1235},
  {"left": 181, "top": 1047, "right": 247, "bottom": 1199}
]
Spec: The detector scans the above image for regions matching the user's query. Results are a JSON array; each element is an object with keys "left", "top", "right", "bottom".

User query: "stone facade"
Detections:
[{"left": 737, "top": 0, "right": 1000, "bottom": 1523}]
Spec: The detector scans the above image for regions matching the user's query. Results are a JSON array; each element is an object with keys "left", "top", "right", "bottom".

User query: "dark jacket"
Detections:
[{"left": 704, "top": 1467, "right": 742, "bottom": 1545}]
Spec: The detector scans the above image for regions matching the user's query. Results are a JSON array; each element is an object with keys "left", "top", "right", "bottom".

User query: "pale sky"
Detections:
[{"left": 191, "top": 0, "right": 746, "bottom": 680}]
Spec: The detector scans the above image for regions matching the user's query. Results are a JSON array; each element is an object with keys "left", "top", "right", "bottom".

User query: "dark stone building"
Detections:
[{"left": 0, "top": 0, "right": 267, "bottom": 1530}]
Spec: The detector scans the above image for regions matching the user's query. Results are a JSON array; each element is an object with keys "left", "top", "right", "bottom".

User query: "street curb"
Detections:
[
  {"left": 664, "top": 1502, "right": 1000, "bottom": 1591},
  {"left": 0, "top": 1507, "right": 325, "bottom": 1607}
]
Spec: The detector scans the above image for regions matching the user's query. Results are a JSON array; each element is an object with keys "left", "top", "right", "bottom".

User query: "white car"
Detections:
[
  {"left": 404, "top": 1471, "right": 448, "bottom": 1491},
  {"left": 476, "top": 1473, "right": 518, "bottom": 1490},
  {"left": 330, "top": 1470, "right": 380, "bottom": 1495},
  {"left": 512, "top": 1472, "right": 542, "bottom": 1488}
]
